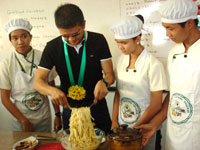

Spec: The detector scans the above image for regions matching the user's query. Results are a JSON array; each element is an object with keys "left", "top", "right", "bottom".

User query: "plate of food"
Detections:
[{"left": 12, "top": 136, "right": 38, "bottom": 150}]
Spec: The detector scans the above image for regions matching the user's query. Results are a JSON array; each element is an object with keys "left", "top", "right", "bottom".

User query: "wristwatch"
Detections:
[
  {"left": 55, "top": 112, "right": 61, "bottom": 117},
  {"left": 102, "top": 78, "right": 108, "bottom": 87}
]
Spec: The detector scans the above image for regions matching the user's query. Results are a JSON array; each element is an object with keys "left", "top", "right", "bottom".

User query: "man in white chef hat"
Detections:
[
  {"left": 0, "top": 18, "right": 62, "bottom": 132},
  {"left": 135, "top": 0, "right": 200, "bottom": 150}
]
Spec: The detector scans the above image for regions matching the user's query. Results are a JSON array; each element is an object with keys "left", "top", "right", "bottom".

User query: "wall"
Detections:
[
  {"left": 0, "top": 0, "right": 176, "bottom": 64},
  {"left": 0, "top": 0, "right": 173, "bottom": 131},
  {"left": 0, "top": 0, "right": 121, "bottom": 62}
]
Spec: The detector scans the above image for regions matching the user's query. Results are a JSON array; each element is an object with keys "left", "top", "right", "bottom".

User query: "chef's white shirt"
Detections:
[
  {"left": 115, "top": 49, "right": 168, "bottom": 92},
  {"left": 0, "top": 49, "right": 57, "bottom": 90}
]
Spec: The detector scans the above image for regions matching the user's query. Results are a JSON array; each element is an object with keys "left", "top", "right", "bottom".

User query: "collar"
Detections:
[
  {"left": 134, "top": 49, "right": 147, "bottom": 68},
  {"left": 185, "top": 38, "right": 200, "bottom": 53},
  {"left": 123, "top": 49, "right": 147, "bottom": 72},
  {"left": 61, "top": 31, "right": 88, "bottom": 54},
  {"left": 15, "top": 48, "right": 34, "bottom": 60}
]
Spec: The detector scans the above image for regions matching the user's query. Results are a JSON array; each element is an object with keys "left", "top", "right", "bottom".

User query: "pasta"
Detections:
[{"left": 68, "top": 107, "right": 100, "bottom": 150}]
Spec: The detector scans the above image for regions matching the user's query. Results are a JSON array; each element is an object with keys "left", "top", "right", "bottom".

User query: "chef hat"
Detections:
[
  {"left": 159, "top": 0, "right": 198, "bottom": 23},
  {"left": 5, "top": 18, "right": 32, "bottom": 34},
  {"left": 110, "top": 15, "right": 143, "bottom": 39}
]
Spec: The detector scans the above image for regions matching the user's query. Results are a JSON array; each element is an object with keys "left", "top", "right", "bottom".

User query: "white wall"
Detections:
[{"left": 0, "top": 0, "right": 177, "bottom": 64}]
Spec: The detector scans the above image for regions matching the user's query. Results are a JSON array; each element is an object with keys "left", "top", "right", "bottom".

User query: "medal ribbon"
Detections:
[{"left": 63, "top": 31, "right": 86, "bottom": 86}]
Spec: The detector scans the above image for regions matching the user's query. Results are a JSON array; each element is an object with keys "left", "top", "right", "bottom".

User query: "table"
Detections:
[{"left": 0, "top": 130, "right": 109, "bottom": 150}]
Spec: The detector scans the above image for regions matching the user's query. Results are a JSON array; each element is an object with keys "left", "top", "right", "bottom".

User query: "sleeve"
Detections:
[
  {"left": 149, "top": 56, "right": 169, "bottom": 92},
  {"left": 114, "top": 55, "right": 122, "bottom": 80},
  {"left": 0, "top": 60, "right": 11, "bottom": 90},
  {"left": 98, "top": 34, "right": 112, "bottom": 61},
  {"left": 114, "top": 55, "right": 123, "bottom": 89},
  {"left": 114, "top": 62, "right": 118, "bottom": 83},
  {"left": 166, "top": 58, "right": 170, "bottom": 92},
  {"left": 39, "top": 42, "right": 55, "bottom": 70},
  {"left": 47, "top": 66, "right": 57, "bottom": 82},
  {"left": 166, "top": 45, "right": 177, "bottom": 91}
]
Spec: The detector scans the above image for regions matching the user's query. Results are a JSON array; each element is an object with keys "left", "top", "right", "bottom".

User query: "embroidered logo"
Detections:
[
  {"left": 120, "top": 97, "right": 141, "bottom": 124},
  {"left": 22, "top": 91, "right": 45, "bottom": 111},
  {"left": 169, "top": 93, "right": 193, "bottom": 124}
]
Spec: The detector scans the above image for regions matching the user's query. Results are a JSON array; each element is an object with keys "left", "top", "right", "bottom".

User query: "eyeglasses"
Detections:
[{"left": 62, "top": 28, "right": 82, "bottom": 38}]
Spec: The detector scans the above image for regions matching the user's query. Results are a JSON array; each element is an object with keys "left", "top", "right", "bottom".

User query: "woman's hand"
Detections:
[
  {"left": 111, "top": 121, "right": 119, "bottom": 130},
  {"left": 134, "top": 123, "right": 157, "bottom": 147}
]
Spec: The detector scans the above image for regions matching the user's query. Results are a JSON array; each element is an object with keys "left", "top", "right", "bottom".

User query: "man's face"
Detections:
[
  {"left": 10, "top": 29, "right": 32, "bottom": 55},
  {"left": 58, "top": 22, "right": 85, "bottom": 46},
  {"left": 162, "top": 22, "right": 189, "bottom": 43}
]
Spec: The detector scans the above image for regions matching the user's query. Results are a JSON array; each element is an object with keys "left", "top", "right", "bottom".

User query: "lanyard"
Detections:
[
  {"left": 15, "top": 50, "right": 35, "bottom": 76},
  {"left": 63, "top": 31, "right": 86, "bottom": 86}
]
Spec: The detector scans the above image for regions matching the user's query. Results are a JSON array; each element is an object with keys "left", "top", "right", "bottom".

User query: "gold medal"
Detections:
[{"left": 68, "top": 85, "right": 86, "bottom": 100}]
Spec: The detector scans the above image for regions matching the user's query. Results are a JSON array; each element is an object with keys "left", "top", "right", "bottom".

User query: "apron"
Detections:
[
  {"left": 11, "top": 52, "right": 51, "bottom": 132},
  {"left": 165, "top": 53, "right": 200, "bottom": 150},
  {"left": 117, "top": 50, "right": 150, "bottom": 127},
  {"left": 117, "top": 50, "right": 156, "bottom": 150}
]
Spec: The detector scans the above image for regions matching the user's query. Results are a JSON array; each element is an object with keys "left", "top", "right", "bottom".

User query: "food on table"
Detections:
[{"left": 15, "top": 140, "right": 37, "bottom": 150}]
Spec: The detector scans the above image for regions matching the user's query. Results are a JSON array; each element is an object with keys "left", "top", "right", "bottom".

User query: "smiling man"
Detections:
[{"left": 34, "top": 3, "right": 114, "bottom": 134}]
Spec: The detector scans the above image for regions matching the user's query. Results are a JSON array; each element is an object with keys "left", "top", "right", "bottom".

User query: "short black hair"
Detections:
[
  {"left": 133, "top": 14, "right": 144, "bottom": 40},
  {"left": 134, "top": 14, "right": 144, "bottom": 38},
  {"left": 178, "top": 18, "right": 199, "bottom": 28},
  {"left": 135, "top": 14, "right": 144, "bottom": 24},
  {"left": 54, "top": 3, "right": 84, "bottom": 28},
  {"left": 131, "top": 33, "right": 142, "bottom": 41},
  {"left": 9, "top": 34, "right": 11, "bottom": 41}
]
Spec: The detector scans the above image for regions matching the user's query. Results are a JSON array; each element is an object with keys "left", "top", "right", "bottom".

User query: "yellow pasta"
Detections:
[{"left": 68, "top": 107, "right": 100, "bottom": 150}]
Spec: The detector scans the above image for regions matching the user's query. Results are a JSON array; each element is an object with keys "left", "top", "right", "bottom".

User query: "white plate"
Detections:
[{"left": 12, "top": 136, "right": 38, "bottom": 150}]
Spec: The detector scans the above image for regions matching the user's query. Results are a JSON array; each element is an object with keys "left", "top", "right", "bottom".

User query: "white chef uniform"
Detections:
[
  {"left": 159, "top": 0, "right": 200, "bottom": 149},
  {"left": 165, "top": 40, "right": 200, "bottom": 150},
  {"left": 115, "top": 49, "right": 167, "bottom": 126},
  {"left": 115, "top": 49, "right": 167, "bottom": 150},
  {"left": 111, "top": 15, "right": 168, "bottom": 150},
  {"left": 0, "top": 49, "right": 56, "bottom": 132}
]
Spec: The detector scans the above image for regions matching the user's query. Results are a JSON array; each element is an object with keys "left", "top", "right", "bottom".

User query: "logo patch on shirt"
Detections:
[
  {"left": 120, "top": 97, "right": 141, "bottom": 124},
  {"left": 169, "top": 93, "right": 193, "bottom": 124}
]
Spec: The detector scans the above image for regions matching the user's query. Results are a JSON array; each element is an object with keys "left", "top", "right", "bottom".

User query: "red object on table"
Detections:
[{"left": 36, "top": 144, "right": 65, "bottom": 150}]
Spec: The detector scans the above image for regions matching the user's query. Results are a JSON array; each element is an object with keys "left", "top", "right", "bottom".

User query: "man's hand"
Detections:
[
  {"left": 50, "top": 87, "right": 69, "bottom": 108},
  {"left": 54, "top": 116, "right": 62, "bottom": 132},
  {"left": 21, "top": 119, "right": 34, "bottom": 132},
  {"left": 134, "top": 123, "right": 157, "bottom": 147},
  {"left": 93, "top": 80, "right": 108, "bottom": 104}
]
